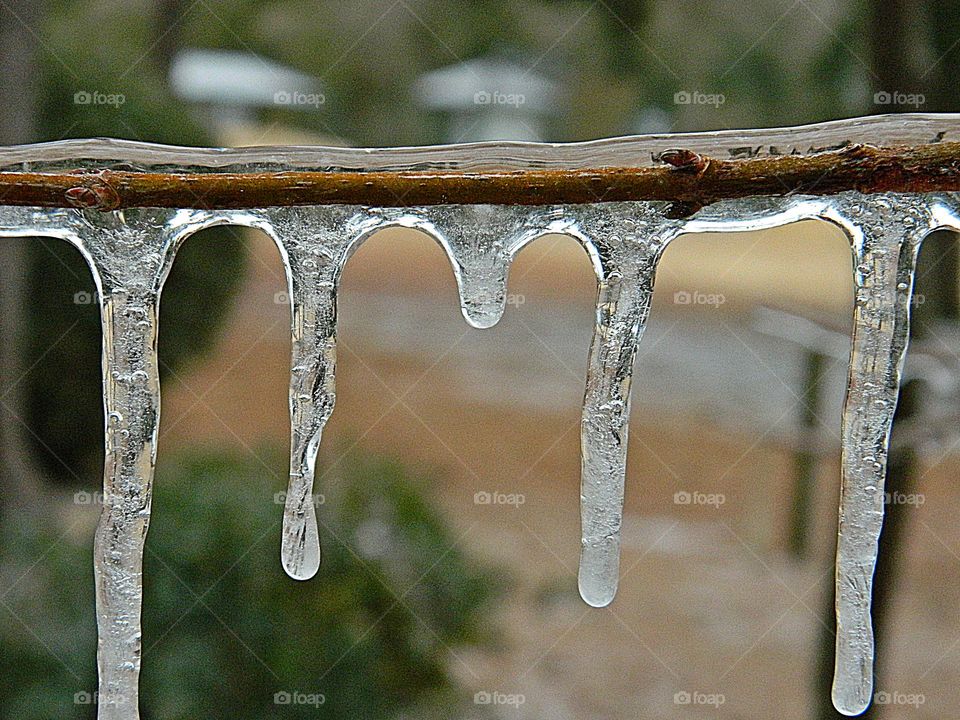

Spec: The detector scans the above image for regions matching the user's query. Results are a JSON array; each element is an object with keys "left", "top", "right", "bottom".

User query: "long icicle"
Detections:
[
  {"left": 575, "top": 204, "right": 679, "bottom": 607},
  {"left": 93, "top": 286, "right": 161, "bottom": 719},
  {"left": 826, "top": 195, "right": 933, "bottom": 716},
  {"left": 78, "top": 209, "right": 179, "bottom": 720}
]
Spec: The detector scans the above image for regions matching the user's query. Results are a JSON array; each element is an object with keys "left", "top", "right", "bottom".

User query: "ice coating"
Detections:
[
  {"left": 0, "top": 133, "right": 958, "bottom": 717},
  {"left": 823, "top": 196, "right": 936, "bottom": 716},
  {"left": 0, "top": 112, "right": 956, "bottom": 173}
]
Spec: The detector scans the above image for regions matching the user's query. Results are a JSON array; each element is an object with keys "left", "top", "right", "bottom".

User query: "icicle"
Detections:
[
  {"left": 558, "top": 204, "right": 681, "bottom": 607},
  {"left": 424, "top": 205, "right": 533, "bottom": 329},
  {"left": 2, "top": 182, "right": 955, "bottom": 719},
  {"left": 823, "top": 194, "right": 934, "bottom": 716},
  {"left": 0, "top": 206, "right": 180, "bottom": 720},
  {"left": 353, "top": 202, "right": 684, "bottom": 608},
  {"left": 371, "top": 201, "right": 686, "bottom": 608},
  {"left": 357, "top": 205, "right": 532, "bottom": 330},
  {"left": 265, "top": 207, "right": 358, "bottom": 580},
  {"left": 62, "top": 208, "right": 176, "bottom": 720}
]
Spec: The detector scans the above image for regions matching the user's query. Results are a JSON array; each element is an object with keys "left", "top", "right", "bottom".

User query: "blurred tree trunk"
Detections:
[
  {"left": 596, "top": 0, "right": 652, "bottom": 77},
  {"left": 0, "top": 0, "right": 44, "bottom": 511},
  {"left": 154, "top": 0, "right": 185, "bottom": 75}
]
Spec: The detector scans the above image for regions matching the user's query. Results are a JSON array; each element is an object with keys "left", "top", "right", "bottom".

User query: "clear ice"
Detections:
[{"left": 1, "top": 114, "right": 959, "bottom": 717}]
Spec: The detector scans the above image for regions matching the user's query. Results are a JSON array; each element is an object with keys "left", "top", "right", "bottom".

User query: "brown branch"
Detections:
[{"left": 2, "top": 141, "right": 960, "bottom": 213}]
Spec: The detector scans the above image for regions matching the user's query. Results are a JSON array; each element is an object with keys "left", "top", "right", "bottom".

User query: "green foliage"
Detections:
[{"left": 0, "top": 450, "right": 502, "bottom": 719}]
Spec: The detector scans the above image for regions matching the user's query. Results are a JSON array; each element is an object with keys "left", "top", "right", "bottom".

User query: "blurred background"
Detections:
[{"left": 0, "top": 0, "right": 959, "bottom": 718}]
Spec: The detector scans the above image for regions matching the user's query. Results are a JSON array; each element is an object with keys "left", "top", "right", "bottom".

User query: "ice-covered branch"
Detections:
[{"left": 3, "top": 141, "right": 960, "bottom": 212}]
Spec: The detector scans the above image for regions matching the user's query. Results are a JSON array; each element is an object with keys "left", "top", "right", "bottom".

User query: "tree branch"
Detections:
[{"left": 1, "top": 141, "right": 959, "bottom": 214}]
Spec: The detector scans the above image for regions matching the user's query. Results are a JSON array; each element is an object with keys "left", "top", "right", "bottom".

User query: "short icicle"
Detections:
[
  {"left": 825, "top": 194, "right": 934, "bottom": 716},
  {"left": 573, "top": 203, "right": 681, "bottom": 607},
  {"left": 270, "top": 207, "right": 356, "bottom": 580},
  {"left": 378, "top": 205, "right": 526, "bottom": 330}
]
